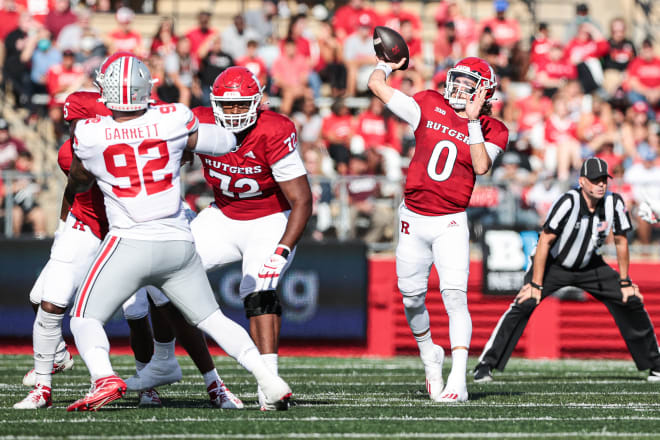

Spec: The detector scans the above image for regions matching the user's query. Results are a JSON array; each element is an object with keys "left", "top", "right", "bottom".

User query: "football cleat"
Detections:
[
  {"left": 124, "top": 357, "right": 182, "bottom": 392},
  {"left": 258, "top": 375, "right": 292, "bottom": 411},
  {"left": 438, "top": 383, "right": 469, "bottom": 403},
  {"left": 138, "top": 388, "right": 162, "bottom": 407},
  {"left": 13, "top": 384, "right": 52, "bottom": 409},
  {"left": 67, "top": 375, "right": 126, "bottom": 412},
  {"left": 208, "top": 380, "right": 244, "bottom": 409},
  {"left": 648, "top": 370, "right": 660, "bottom": 382},
  {"left": 22, "top": 351, "right": 75, "bottom": 386},
  {"left": 473, "top": 362, "right": 493, "bottom": 383},
  {"left": 422, "top": 344, "right": 445, "bottom": 402}
]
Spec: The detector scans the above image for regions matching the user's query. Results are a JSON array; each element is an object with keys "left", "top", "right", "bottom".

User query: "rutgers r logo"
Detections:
[
  {"left": 392, "top": 45, "right": 400, "bottom": 55},
  {"left": 401, "top": 221, "right": 410, "bottom": 235},
  {"left": 73, "top": 220, "right": 86, "bottom": 231}
]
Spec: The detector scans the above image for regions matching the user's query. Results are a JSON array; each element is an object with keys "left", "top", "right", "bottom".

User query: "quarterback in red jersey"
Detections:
[{"left": 368, "top": 56, "right": 508, "bottom": 403}]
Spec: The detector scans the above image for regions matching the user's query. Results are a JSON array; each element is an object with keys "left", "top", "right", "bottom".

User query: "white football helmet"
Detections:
[{"left": 98, "top": 55, "right": 155, "bottom": 112}]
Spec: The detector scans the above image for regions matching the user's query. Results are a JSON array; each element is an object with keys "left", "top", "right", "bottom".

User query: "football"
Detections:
[{"left": 373, "top": 26, "right": 409, "bottom": 70}]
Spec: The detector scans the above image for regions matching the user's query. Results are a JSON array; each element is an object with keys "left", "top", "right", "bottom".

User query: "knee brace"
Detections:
[
  {"left": 243, "top": 290, "right": 282, "bottom": 319},
  {"left": 402, "top": 293, "right": 429, "bottom": 335}
]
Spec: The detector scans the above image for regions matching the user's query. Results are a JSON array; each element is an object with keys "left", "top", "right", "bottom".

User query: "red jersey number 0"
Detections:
[{"left": 103, "top": 139, "right": 173, "bottom": 197}]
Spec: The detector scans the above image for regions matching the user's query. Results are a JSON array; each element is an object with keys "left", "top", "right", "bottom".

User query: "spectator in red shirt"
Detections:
[
  {"left": 479, "top": 0, "right": 520, "bottom": 51},
  {"left": 271, "top": 37, "right": 311, "bottom": 115},
  {"left": 44, "top": 0, "right": 76, "bottom": 40},
  {"left": 107, "top": 6, "right": 145, "bottom": 57},
  {"left": 352, "top": 95, "right": 402, "bottom": 186},
  {"left": 332, "top": 0, "right": 378, "bottom": 43},
  {"left": 544, "top": 92, "right": 580, "bottom": 181},
  {"left": 529, "top": 22, "right": 558, "bottom": 66},
  {"left": 435, "top": 0, "right": 476, "bottom": 62},
  {"left": 576, "top": 94, "right": 617, "bottom": 155},
  {"left": 603, "top": 17, "right": 636, "bottom": 94},
  {"left": 564, "top": 22, "right": 609, "bottom": 93},
  {"left": 45, "top": 49, "right": 84, "bottom": 105},
  {"left": 150, "top": 16, "right": 178, "bottom": 57},
  {"left": 532, "top": 43, "right": 577, "bottom": 96},
  {"left": 0, "top": 0, "right": 20, "bottom": 40},
  {"left": 626, "top": 39, "right": 660, "bottom": 111},
  {"left": 236, "top": 39, "right": 268, "bottom": 90},
  {"left": 321, "top": 98, "right": 355, "bottom": 175},
  {"left": 379, "top": 0, "right": 421, "bottom": 35},
  {"left": 185, "top": 10, "right": 217, "bottom": 69},
  {"left": 515, "top": 81, "right": 553, "bottom": 150}
]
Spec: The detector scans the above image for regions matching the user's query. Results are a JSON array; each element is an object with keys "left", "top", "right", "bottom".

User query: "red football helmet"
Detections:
[
  {"left": 444, "top": 57, "right": 497, "bottom": 110},
  {"left": 210, "top": 66, "right": 264, "bottom": 133},
  {"left": 63, "top": 91, "right": 111, "bottom": 122}
]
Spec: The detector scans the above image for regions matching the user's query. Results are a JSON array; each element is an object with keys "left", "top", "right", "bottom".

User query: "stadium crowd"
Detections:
[{"left": 0, "top": 0, "right": 658, "bottom": 247}]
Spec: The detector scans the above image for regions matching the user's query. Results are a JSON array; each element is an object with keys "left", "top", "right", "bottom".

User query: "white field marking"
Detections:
[
  {"left": 2, "top": 432, "right": 660, "bottom": 439},
  {"left": 6, "top": 416, "right": 660, "bottom": 424}
]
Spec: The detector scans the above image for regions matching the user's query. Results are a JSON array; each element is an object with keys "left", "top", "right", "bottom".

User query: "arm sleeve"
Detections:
[
  {"left": 543, "top": 194, "right": 573, "bottom": 234},
  {"left": 385, "top": 89, "right": 421, "bottom": 130},
  {"left": 193, "top": 123, "right": 237, "bottom": 156},
  {"left": 272, "top": 151, "right": 307, "bottom": 182}
]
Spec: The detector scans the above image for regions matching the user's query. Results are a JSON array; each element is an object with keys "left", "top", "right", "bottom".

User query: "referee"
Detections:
[{"left": 474, "top": 158, "right": 660, "bottom": 382}]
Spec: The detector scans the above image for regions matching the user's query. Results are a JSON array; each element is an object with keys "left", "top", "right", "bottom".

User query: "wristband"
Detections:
[
  {"left": 530, "top": 281, "right": 544, "bottom": 291},
  {"left": 619, "top": 278, "right": 632, "bottom": 287},
  {"left": 468, "top": 120, "right": 485, "bottom": 145},
  {"left": 275, "top": 244, "right": 291, "bottom": 259},
  {"left": 374, "top": 61, "right": 392, "bottom": 79}
]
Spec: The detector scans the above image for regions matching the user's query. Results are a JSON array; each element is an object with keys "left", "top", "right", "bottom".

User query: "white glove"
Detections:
[
  {"left": 256, "top": 245, "right": 290, "bottom": 291},
  {"left": 639, "top": 201, "right": 658, "bottom": 224}
]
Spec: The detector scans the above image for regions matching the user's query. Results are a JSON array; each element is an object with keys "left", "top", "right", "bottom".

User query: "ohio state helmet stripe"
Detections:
[{"left": 121, "top": 56, "right": 131, "bottom": 106}]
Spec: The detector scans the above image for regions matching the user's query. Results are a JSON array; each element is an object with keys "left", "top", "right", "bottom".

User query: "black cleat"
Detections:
[{"left": 473, "top": 362, "right": 493, "bottom": 383}]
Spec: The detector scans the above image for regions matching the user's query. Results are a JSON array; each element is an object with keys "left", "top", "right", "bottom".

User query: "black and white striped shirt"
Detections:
[{"left": 542, "top": 189, "right": 632, "bottom": 270}]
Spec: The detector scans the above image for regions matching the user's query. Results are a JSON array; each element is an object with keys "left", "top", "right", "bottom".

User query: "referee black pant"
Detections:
[{"left": 480, "top": 257, "right": 660, "bottom": 371}]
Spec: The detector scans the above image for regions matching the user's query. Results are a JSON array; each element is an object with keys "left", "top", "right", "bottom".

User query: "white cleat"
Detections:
[
  {"left": 22, "top": 351, "right": 74, "bottom": 387},
  {"left": 438, "top": 383, "right": 469, "bottom": 403},
  {"left": 649, "top": 370, "right": 660, "bottom": 382},
  {"left": 14, "top": 384, "right": 53, "bottom": 409},
  {"left": 422, "top": 344, "right": 445, "bottom": 402},
  {"left": 258, "top": 375, "right": 292, "bottom": 411},
  {"left": 124, "top": 357, "right": 182, "bottom": 392},
  {"left": 208, "top": 380, "right": 244, "bottom": 409},
  {"left": 138, "top": 388, "right": 162, "bottom": 407}
]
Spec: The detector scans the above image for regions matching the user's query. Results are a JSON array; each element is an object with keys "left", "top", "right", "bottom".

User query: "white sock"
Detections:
[
  {"left": 442, "top": 289, "right": 472, "bottom": 348},
  {"left": 261, "top": 353, "right": 278, "bottom": 375},
  {"left": 153, "top": 339, "right": 175, "bottom": 361},
  {"left": 54, "top": 338, "right": 68, "bottom": 364},
  {"left": 135, "top": 360, "right": 148, "bottom": 373},
  {"left": 448, "top": 348, "right": 468, "bottom": 386},
  {"left": 33, "top": 308, "right": 65, "bottom": 387},
  {"left": 71, "top": 317, "right": 114, "bottom": 381},
  {"left": 202, "top": 368, "right": 220, "bottom": 388},
  {"left": 415, "top": 331, "right": 436, "bottom": 363},
  {"left": 197, "top": 310, "right": 271, "bottom": 380}
]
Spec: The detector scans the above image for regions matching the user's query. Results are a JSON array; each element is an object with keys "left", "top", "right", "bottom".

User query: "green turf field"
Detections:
[{"left": 1, "top": 354, "right": 659, "bottom": 439}]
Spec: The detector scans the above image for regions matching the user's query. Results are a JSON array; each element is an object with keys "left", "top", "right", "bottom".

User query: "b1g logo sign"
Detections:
[
  {"left": 482, "top": 229, "right": 538, "bottom": 295},
  {"left": 206, "top": 242, "right": 368, "bottom": 340}
]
